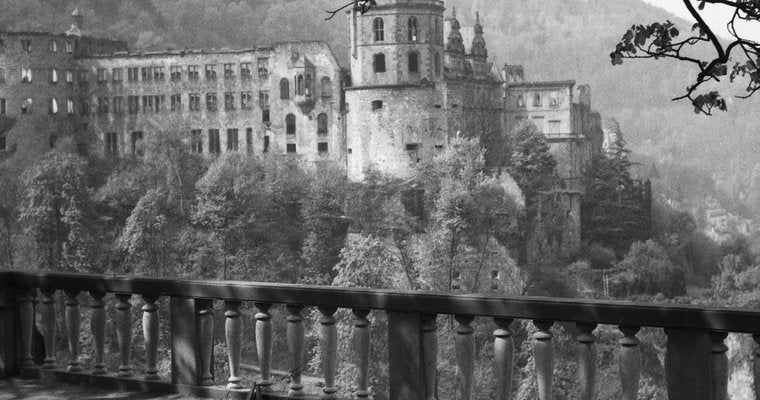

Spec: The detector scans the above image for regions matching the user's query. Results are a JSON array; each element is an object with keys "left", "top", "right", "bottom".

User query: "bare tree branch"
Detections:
[{"left": 325, "top": 0, "right": 377, "bottom": 20}]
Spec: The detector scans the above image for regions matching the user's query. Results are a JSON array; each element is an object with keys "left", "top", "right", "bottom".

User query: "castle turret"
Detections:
[
  {"left": 345, "top": 0, "right": 447, "bottom": 180},
  {"left": 66, "top": 8, "right": 84, "bottom": 37},
  {"left": 468, "top": 12, "right": 488, "bottom": 79},
  {"left": 445, "top": 7, "right": 466, "bottom": 77}
]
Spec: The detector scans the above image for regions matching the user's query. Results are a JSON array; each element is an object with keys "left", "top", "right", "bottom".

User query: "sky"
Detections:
[{"left": 641, "top": 0, "right": 760, "bottom": 41}]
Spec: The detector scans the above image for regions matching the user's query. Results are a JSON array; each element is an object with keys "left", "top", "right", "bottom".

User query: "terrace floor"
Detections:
[{"left": 0, "top": 378, "right": 189, "bottom": 400}]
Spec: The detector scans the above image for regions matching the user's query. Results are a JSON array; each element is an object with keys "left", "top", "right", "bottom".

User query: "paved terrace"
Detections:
[{"left": 1, "top": 270, "right": 760, "bottom": 400}]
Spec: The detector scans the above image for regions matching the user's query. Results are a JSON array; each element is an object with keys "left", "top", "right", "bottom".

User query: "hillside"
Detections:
[{"left": 3, "top": 0, "right": 758, "bottom": 214}]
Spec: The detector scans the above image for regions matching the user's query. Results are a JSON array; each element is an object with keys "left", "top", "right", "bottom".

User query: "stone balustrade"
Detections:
[{"left": 1, "top": 270, "right": 759, "bottom": 400}]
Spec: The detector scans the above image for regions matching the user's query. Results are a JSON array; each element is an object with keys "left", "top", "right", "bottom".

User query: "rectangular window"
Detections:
[
  {"left": 66, "top": 70, "right": 73, "bottom": 83},
  {"left": 21, "top": 98, "right": 32, "bottom": 114},
  {"left": 286, "top": 143, "right": 296, "bottom": 154},
  {"left": 372, "top": 100, "right": 383, "bottom": 110},
  {"left": 105, "top": 132, "right": 119, "bottom": 156},
  {"left": 80, "top": 100, "right": 89, "bottom": 116},
  {"left": 48, "top": 40, "right": 57, "bottom": 52},
  {"left": 205, "top": 64, "right": 217, "bottom": 81},
  {"left": 50, "top": 69, "right": 58, "bottom": 83},
  {"left": 318, "top": 142, "right": 329, "bottom": 153},
  {"left": 170, "top": 66, "right": 181, "bottom": 81},
  {"left": 127, "top": 67, "right": 138, "bottom": 82},
  {"left": 20, "top": 39, "right": 31, "bottom": 53},
  {"left": 0, "top": 99, "right": 5, "bottom": 115},
  {"left": 0, "top": 68, "right": 5, "bottom": 84},
  {"left": 113, "top": 96, "right": 123, "bottom": 114},
  {"left": 49, "top": 135, "right": 57, "bottom": 149},
  {"left": 188, "top": 65, "right": 199, "bottom": 81},
  {"left": 189, "top": 93, "right": 201, "bottom": 112},
  {"left": 227, "top": 129, "right": 239, "bottom": 151},
  {"left": 78, "top": 69, "right": 89, "bottom": 85},
  {"left": 141, "top": 67, "right": 152, "bottom": 82},
  {"left": 97, "top": 68, "right": 107, "bottom": 82},
  {"left": 532, "top": 93, "right": 542, "bottom": 107},
  {"left": 224, "top": 63, "right": 234, "bottom": 79},
  {"left": 154, "top": 66, "right": 165, "bottom": 81},
  {"left": 142, "top": 96, "right": 153, "bottom": 113},
  {"left": 259, "top": 91, "right": 270, "bottom": 109},
  {"left": 246, "top": 128, "right": 253, "bottom": 154},
  {"left": 128, "top": 95, "right": 139, "bottom": 114},
  {"left": 131, "top": 131, "right": 144, "bottom": 156},
  {"left": 240, "top": 63, "right": 252, "bottom": 80},
  {"left": 208, "top": 129, "right": 220, "bottom": 154},
  {"left": 170, "top": 94, "right": 182, "bottom": 112},
  {"left": 155, "top": 95, "right": 164, "bottom": 112},
  {"left": 531, "top": 116, "right": 544, "bottom": 133},
  {"left": 263, "top": 135, "right": 270, "bottom": 153},
  {"left": 65, "top": 41, "right": 73, "bottom": 54},
  {"left": 206, "top": 93, "right": 218, "bottom": 111},
  {"left": 0, "top": 134, "right": 5, "bottom": 151},
  {"left": 224, "top": 92, "right": 235, "bottom": 110},
  {"left": 241, "top": 91, "right": 252, "bottom": 109},
  {"left": 97, "top": 97, "right": 109, "bottom": 114},
  {"left": 67, "top": 99, "right": 74, "bottom": 114},
  {"left": 257, "top": 58, "right": 268, "bottom": 79},
  {"left": 112, "top": 68, "right": 123, "bottom": 82},
  {"left": 49, "top": 98, "right": 59, "bottom": 114},
  {"left": 191, "top": 129, "right": 203, "bottom": 153},
  {"left": 21, "top": 68, "right": 32, "bottom": 83},
  {"left": 262, "top": 109, "right": 270, "bottom": 124}
]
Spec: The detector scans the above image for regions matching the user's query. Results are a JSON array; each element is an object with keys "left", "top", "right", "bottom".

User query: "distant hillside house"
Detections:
[{"left": 0, "top": 1, "right": 607, "bottom": 257}]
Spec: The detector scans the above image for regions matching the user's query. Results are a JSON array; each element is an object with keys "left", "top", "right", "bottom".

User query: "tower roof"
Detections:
[
  {"left": 446, "top": 7, "right": 465, "bottom": 54},
  {"left": 470, "top": 12, "right": 487, "bottom": 57},
  {"left": 71, "top": 8, "right": 81, "bottom": 16}
]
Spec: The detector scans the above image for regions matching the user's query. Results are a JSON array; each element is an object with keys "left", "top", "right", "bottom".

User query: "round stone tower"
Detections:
[{"left": 345, "top": 0, "right": 448, "bottom": 180}]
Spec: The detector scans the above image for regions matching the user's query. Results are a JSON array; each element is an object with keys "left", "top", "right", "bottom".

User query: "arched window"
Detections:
[
  {"left": 408, "top": 52, "right": 419, "bottom": 73},
  {"left": 434, "top": 53, "right": 441, "bottom": 76},
  {"left": 297, "top": 75, "right": 304, "bottom": 96},
  {"left": 305, "top": 74, "right": 312, "bottom": 96},
  {"left": 286, "top": 113, "right": 296, "bottom": 135},
  {"left": 435, "top": 18, "right": 442, "bottom": 44},
  {"left": 408, "top": 17, "right": 418, "bottom": 42},
  {"left": 321, "top": 77, "right": 332, "bottom": 97},
  {"left": 317, "top": 113, "right": 328, "bottom": 135},
  {"left": 373, "top": 18, "right": 384, "bottom": 42},
  {"left": 280, "top": 78, "right": 290, "bottom": 99},
  {"left": 373, "top": 53, "right": 386, "bottom": 73}
]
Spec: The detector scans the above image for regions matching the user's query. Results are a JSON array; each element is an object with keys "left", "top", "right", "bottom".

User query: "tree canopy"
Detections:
[{"left": 611, "top": 0, "right": 760, "bottom": 114}]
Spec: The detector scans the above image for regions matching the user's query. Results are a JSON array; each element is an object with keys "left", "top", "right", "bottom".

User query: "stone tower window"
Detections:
[
  {"left": 371, "top": 100, "right": 383, "bottom": 110},
  {"left": 373, "top": 53, "right": 386, "bottom": 73},
  {"left": 297, "top": 75, "right": 304, "bottom": 96},
  {"left": 408, "top": 52, "right": 419, "bottom": 73},
  {"left": 287, "top": 143, "right": 297, "bottom": 153},
  {"left": 280, "top": 78, "right": 290, "bottom": 100},
  {"left": 305, "top": 74, "right": 312, "bottom": 96},
  {"left": 321, "top": 77, "right": 332, "bottom": 97},
  {"left": 373, "top": 18, "right": 384, "bottom": 42},
  {"left": 435, "top": 18, "right": 443, "bottom": 45},
  {"left": 434, "top": 53, "right": 441, "bottom": 76},
  {"left": 286, "top": 113, "right": 296, "bottom": 135},
  {"left": 317, "top": 113, "right": 328, "bottom": 135},
  {"left": 408, "top": 17, "right": 418, "bottom": 42},
  {"left": 208, "top": 129, "right": 220, "bottom": 154}
]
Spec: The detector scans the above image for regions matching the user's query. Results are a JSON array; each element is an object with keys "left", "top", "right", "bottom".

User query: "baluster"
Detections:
[
  {"left": 494, "top": 318, "right": 514, "bottom": 400},
  {"left": 142, "top": 295, "right": 159, "bottom": 380},
  {"left": 224, "top": 301, "right": 243, "bottom": 389},
  {"left": 753, "top": 334, "right": 760, "bottom": 400},
  {"left": 319, "top": 307, "right": 338, "bottom": 399},
  {"left": 64, "top": 290, "right": 82, "bottom": 372},
  {"left": 710, "top": 332, "right": 729, "bottom": 400},
  {"left": 40, "top": 289, "right": 57, "bottom": 369},
  {"left": 576, "top": 323, "right": 597, "bottom": 400},
  {"left": 89, "top": 292, "right": 106, "bottom": 374},
  {"left": 197, "top": 299, "right": 214, "bottom": 386},
  {"left": 353, "top": 309, "right": 371, "bottom": 399},
  {"left": 115, "top": 293, "right": 133, "bottom": 377},
  {"left": 533, "top": 320, "right": 555, "bottom": 400},
  {"left": 255, "top": 302, "right": 273, "bottom": 392},
  {"left": 455, "top": 315, "right": 476, "bottom": 400},
  {"left": 287, "top": 305, "right": 306, "bottom": 397},
  {"left": 17, "top": 288, "right": 36, "bottom": 368},
  {"left": 618, "top": 325, "right": 641, "bottom": 400},
  {"left": 421, "top": 313, "right": 438, "bottom": 400}
]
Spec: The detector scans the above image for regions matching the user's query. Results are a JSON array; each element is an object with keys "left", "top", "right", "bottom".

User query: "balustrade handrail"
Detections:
[{"left": 2, "top": 270, "right": 759, "bottom": 334}]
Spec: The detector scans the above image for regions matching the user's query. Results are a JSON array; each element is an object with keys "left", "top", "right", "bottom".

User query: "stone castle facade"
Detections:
[{"left": 0, "top": 1, "right": 605, "bottom": 257}]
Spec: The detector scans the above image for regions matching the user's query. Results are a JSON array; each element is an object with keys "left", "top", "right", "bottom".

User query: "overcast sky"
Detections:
[{"left": 641, "top": 0, "right": 760, "bottom": 41}]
